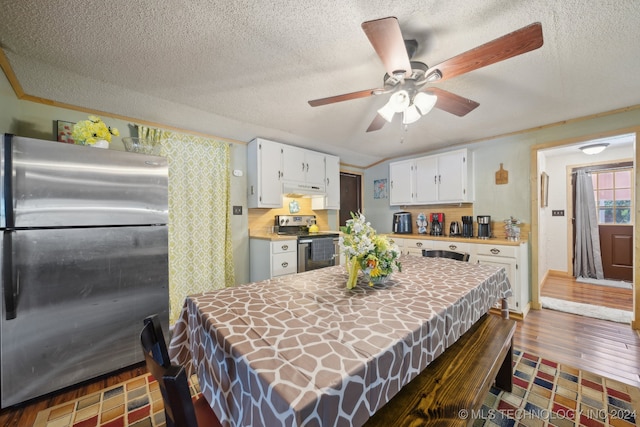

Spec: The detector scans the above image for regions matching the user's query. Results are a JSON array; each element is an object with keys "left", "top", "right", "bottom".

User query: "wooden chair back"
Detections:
[
  {"left": 422, "top": 249, "right": 470, "bottom": 262},
  {"left": 141, "top": 315, "right": 221, "bottom": 427}
]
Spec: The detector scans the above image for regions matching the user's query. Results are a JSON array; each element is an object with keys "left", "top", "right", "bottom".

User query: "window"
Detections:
[{"left": 591, "top": 168, "right": 633, "bottom": 224}]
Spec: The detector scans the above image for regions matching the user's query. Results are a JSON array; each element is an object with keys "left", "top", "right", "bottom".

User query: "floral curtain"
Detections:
[{"left": 138, "top": 126, "right": 235, "bottom": 324}]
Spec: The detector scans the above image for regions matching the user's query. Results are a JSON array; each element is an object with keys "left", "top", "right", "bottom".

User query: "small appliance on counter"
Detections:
[
  {"left": 430, "top": 212, "right": 444, "bottom": 236},
  {"left": 416, "top": 213, "right": 428, "bottom": 234},
  {"left": 449, "top": 221, "right": 461, "bottom": 236},
  {"left": 477, "top": 215, "right": 492, "bottom": 239},
  {"left": 461, "top": 216, "right": 474, "bottom": 238},
  {"left": 393, "top": 211, "right": 412, "bottom": 234}
]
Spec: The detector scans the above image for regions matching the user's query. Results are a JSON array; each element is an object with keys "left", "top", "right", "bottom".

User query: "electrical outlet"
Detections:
[
  {"left": 552, "top": 210, "right": 564, "bottom": 216},
  {"left": 232, "top": 206, "right": 242, "bottom": 215}
]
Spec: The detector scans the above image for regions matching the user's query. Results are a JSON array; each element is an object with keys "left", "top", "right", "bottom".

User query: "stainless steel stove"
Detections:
[{"left": 274, "top": 215, "right": 340, "bottom": 272}]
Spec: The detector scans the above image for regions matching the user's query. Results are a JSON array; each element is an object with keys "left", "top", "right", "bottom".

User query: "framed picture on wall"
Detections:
[
  {"left": 374, "top": 178, "right": 387, "bottom": 199},
  {"left": 540, "top": 172, "right": 549, "bottom": 207},
  {"left": 56, "top": 120, "right": 75, "bottom": 144}
]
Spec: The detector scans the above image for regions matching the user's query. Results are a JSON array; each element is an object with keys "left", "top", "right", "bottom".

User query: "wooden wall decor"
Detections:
[{"left": 495, "top": 163, "right": 508, "bottom": 185}]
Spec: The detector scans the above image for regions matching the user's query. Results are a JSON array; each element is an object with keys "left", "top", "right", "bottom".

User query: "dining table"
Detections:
[{"left": 168, "top": 255, "right": 512, "bottom": 427}]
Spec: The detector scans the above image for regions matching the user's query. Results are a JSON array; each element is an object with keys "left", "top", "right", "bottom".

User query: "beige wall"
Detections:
[{"left": 0, "top": 69, "right": 252, "bottom": 286}]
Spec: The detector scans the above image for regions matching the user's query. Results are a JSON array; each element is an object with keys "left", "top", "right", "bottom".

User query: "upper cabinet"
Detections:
[
  {"left": 389, "top": 160, "right": 414, "bottom": 205},
  {"left": 282, "top": 145, "right": 326, "bottom": 189},
  {"left": 248, "top": 138, "right": 339, "bottom": 209},
  {"left": 389, "top": 148, "right": 473, "bottom": 205},
  {"left": 311, "top": 154, "right": 340, "bottom": 210},
  {"left": 247, "top": 138, "right": 284, "bottom": 208}
]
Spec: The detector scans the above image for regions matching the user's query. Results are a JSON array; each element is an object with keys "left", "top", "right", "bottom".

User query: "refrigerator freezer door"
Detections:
[
  {"left": 1, "top": 135, "right": 168, "bottom": 228},
  {"left": 0, "top": 226, "right": 169, "bottom": 407}
]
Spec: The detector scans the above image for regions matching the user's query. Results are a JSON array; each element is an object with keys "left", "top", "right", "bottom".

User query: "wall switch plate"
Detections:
[
  {"left": 552, "top": 210, "right": 565, "bottom": 216},
  {"left": 233, "top": 206, "right": 243, "bottom": 215}
]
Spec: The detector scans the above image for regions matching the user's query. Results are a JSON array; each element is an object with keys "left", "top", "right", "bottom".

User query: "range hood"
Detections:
[{"left": 282, "top": 181, "right": 326, "bottom": 198}]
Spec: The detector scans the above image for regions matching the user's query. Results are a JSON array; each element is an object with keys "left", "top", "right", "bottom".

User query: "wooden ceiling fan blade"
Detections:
[
  {"left": 366, "top": 114, "right": 387, "bottom": 132},
  {"left": 425, "top": 88, "right": 480, "bottom": 117},
  {"left": 308, "top": 88, "right": 379, "bottom": 107},
  {"left": 362, "top": 17, "right": 412, "bottom": 78},
  {"left": 427, "top": 22, "right": 543, "bottom": 82}
]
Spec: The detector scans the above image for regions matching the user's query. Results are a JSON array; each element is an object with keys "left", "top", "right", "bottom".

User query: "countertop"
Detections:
[
  {"left": 249, "top": 231, "right": 341, "bottom": 241},
  {"left": 250, "top": 231, "right": 525, "bottom": 246},
  {"left": 385, "top": 233, "right": 527, "bottom": 246}
]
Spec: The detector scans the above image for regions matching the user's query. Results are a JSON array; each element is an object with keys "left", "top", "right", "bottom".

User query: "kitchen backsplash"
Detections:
[
  {"left": 392, "top": 204, "right": 529, "bottom": 240},
  {"left": 248, "top": 197, "right": 331, "bottom": 234}
]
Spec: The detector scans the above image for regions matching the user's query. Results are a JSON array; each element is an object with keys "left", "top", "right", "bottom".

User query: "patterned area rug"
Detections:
[{"left": 34, "top": 349, "right": 638, "bottom": 427}]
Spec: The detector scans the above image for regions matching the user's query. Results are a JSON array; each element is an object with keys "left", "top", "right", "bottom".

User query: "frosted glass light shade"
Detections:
[
  {"left": 402, "top": 105, "right": 421, "bottom": 124},
  {"left": 413, "top": 92, "right": 438, "bottom": 115},
  {"left": 579, "top": 143, "right": 609, "bottom": 155},
  {"left": 377, "top": 103, "right": 396, "bottom": 122},
  {"left": 389, "top": 90, "right": 410, "bottom": 112}
]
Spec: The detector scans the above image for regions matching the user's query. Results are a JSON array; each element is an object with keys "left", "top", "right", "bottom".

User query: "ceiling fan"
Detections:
[{"left": 308, "top": 18, "right": 543, "bottom": 132}]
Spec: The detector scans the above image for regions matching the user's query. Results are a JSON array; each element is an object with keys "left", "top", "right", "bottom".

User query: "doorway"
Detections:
[
  {"left": 571, "top": 162, "right": 633, "bottom": 282},
  {"left": 339, "top": 172, "right": 362, "bottom": 226},
  {"left": 533, "top": 131, "right": 636, "bottom": 326}
]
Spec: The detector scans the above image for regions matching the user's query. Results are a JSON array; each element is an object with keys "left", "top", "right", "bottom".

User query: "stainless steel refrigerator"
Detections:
[{"left": 0, "top": 134, "right": 169, "bottom": 408}]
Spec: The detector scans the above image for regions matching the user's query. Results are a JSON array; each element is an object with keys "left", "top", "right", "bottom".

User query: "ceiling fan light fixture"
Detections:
[
  {"left": 413, "top": 92, "right": 438, "bottom": 115},
  {"left": 579, "top": 143, "right": 609, "bottom": 155},
  {"left": 389, "top": 90, "right": 410, "bottom": 112},
  {"left": 426, "top": 69, "right": 442, "bottom": 82},
  {"left": 402, "top": 105, "right": 422, "bottom": 124},
  {"left": 377, "top": 103, "right": 396, "bottom": 122}
]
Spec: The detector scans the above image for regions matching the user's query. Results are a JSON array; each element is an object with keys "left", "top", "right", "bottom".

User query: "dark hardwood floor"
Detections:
[{"left": 1, "top": 274, "right": 638, "bottom": 426}]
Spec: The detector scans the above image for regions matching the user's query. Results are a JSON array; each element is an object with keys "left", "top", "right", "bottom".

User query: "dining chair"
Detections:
[
  {"left": 422, "top": 249, "right": 470, "bottom": 262},
  {"left": 141, "top": 315, "right": 222, "bottom": 427}
]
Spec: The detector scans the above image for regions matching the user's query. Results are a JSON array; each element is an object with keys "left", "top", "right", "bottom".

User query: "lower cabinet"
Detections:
[
  {"left": 475, "top": 243, "right": 529, "bottom": 316},
  {"left": 250, "top": 238, "right": 297, "bottom": 282},
  {"left": 386, "top": 235, "right": 529, "bottom": 316}
]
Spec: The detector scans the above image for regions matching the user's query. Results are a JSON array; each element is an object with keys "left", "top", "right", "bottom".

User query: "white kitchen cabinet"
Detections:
[
  {"left": 250, "top": 238, "right": 297, "bottom": 282},
  {"left": 414, "top": 156, "right": 438, "bottom": 203},
  {"left": 247, "top": 138, "right": 283, "bottom": 208},
  {"left": 475, "top": 242, "right": 529, "bottom": 316},
  {"left": 416, "top": 149, "right": 472, "bottom": 203},
  {"left": 403, "top": 238, "right": 434, "bottom": 256},
  {"left": 311, "top": 154, "right": 340, "bottom": 210},
  {"left": 282, "top": 145, "right": 326, "bottom": 189},
  {"left": 389, "top": 149, "right": 473, "bottom": 205},
  {"left": 431, "top": 240, "right": 473, "bottom": 262},
  {"left": 389, "top": 160, "right": 414, "bottom": 205}
]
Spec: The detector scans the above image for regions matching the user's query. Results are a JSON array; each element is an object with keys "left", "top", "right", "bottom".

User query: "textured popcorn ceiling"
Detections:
[{"left": 1, "top": 1, "right": 639, "bottom": 166}]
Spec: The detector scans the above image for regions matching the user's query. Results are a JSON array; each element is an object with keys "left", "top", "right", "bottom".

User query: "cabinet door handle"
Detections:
[
  {"left": 449, "top": 244, "right": 457, "bottom": 250},
  {"left": 282, "top": 262, "right": 288, "bottom": 268},
  {"left": 302, "top": 162, "right": 305, "bottom": 172},
  {"left": 434, "top": 175, "right": 437, "bottom": 184},
  {"left": 490, "top": 248, "right": 500, "bottom": 254},
  {"left": 282, "top": 244, "right": 288, "bottom": 250},
  {"left": 306, "top": 163, "right": 309, "bottom": 172},
  {"left": 326, "top": 177, "right": 330, "bottom": 185},
  {"left": 416, "top": 242, "right": 422, "bottom": 247},
  {"left": 438, "top": 175, "right": 441, "bottom": 183}
]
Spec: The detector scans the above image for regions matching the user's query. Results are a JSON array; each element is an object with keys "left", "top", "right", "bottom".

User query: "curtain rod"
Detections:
[{"left": 571, "top": 162, "right": 633, "bottom": 174}]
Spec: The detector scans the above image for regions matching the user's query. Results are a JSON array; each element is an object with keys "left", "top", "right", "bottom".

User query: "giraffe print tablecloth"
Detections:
[{"left": 169, "top": 255, "right": 512, "bottom": 427}]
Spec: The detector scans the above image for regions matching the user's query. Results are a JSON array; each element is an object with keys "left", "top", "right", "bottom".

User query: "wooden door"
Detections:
[
  {"left": 599, "top": 225, "right": 633, "bottom": 281},
  {"left": 339, "top": 173, "right": 361, "bottom": 226}
]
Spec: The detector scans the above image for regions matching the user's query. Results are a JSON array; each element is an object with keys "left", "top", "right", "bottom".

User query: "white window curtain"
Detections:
[
  {"left": 138, "top": 126, "right": 235, "bottom": 323},
  {"left": 573, "top": 170, "right": 604, "bottom": 279}
]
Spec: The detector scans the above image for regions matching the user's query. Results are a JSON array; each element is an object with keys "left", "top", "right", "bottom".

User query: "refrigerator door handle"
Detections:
[
  {"left": 3, "top": 231, "right": 16, "bottom": 320},
  {"left": 3, "top": 134, "right": 14, "bottom": 228}
]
